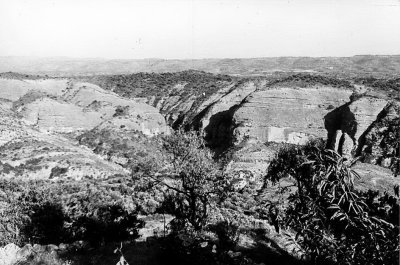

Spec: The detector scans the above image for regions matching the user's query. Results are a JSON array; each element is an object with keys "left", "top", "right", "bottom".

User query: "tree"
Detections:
[{"left": 134, "top": 130, "right": 231, "bottom": 231}]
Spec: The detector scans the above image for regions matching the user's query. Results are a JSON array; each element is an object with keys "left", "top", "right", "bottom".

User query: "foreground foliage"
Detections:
[
  {"left": 265, "top": 140, "right": 399, "bottom": 265},
  {"left": 0, "top": 179, "right": 143, "bottom": 246}
]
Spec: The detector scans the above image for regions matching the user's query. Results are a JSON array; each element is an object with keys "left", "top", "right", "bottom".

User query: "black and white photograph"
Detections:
[{"left": 0, "top": 0, "right": 399, "bottom": 264}]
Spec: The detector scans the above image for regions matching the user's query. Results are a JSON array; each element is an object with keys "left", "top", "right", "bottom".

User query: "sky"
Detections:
[{"left": 0, "top": 0, "right": 399, "bottom": 59}]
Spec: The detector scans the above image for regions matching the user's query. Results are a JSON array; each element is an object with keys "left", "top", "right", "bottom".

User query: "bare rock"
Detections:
[
  {"left": 380, "top": 158, "right": 393, "bottom": 168},
  {"left": 326, "top": 96, "right": 389, "bottom": 159},
  {"left": 18, "top": 97, "right": 103, "bottom": 132},
  {"left": 343, "top": 97, "right": 388, "bottom": 143},
  {"left": 0, "top": 243, "right": 20, "bottom": 265},
  {"left": 232, "top": 86, "right": 352, "bottom": 145},
  {"left": 199, "top": 80, "right": 259, "bottom": 148},
  {"left": 341, "top": 132, "right": 354, "bottom": 161}
]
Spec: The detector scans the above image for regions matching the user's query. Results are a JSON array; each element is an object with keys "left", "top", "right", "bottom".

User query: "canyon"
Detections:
[
  {"left": 0, "top": 68, "right": 399, "bottom": 265},
  {"left": 0, "top": 71, "right": 398, "bottom": 190}
]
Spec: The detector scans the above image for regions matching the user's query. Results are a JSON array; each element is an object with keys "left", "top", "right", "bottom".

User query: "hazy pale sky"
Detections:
[{"left": 0, "top": 0, "right": 399, "bottom": 59}]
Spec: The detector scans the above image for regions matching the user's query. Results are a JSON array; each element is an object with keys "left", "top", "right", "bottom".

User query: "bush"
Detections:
[
  {"left": 61, "top": 185, "right": 143, "bottom": 245},
  {"left": 0, "top": 179, "right": 143, "bottom": 246},
  {"left": 16, "top": 192, "right": 65, "bottom": 245},
  {"left": 264, "top": 141, "right": 399, "bottom": 264}
]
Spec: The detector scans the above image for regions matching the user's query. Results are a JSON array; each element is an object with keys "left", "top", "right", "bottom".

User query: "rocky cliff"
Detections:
[
  {"left": 114, "top": 74, "right": 354, "bottom": 149},
  {"left": 231, "top": 85, "right": 353, "bottom": 145},
  {"left": 1, "top": 72, "right": 398, "bottom": 184},
  {"left": 326, "top": 97, "right": 388, "bottom": 159},
  {"left": 128, "top": 73, "right": 397, "bottom": 185}
]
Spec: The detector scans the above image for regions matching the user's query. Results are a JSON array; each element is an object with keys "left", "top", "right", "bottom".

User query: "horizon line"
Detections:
[{"left": 1, "top": 54, "right": 400, "bottom": 61}]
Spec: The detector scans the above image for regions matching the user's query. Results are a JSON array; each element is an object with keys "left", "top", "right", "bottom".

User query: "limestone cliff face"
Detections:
[
  {"left": 325, "top": 96, "right": 389, "bottom": 160},
  {"left": 232, "top": 86, "right": 353, "bottom": 145},
  {"left": 142, "top": 78, "right": 358, "bottom": 162},
  {"left": 145, "top": 80, "right": 355, "bottom": 149},
  {"left": 144, "top": 80, "right": 265, "bottom": 150},
  {"left": 144, "top": 82, "right": 237, "bottom": 129},
  {"left": 198, "top": 80, "right": 261, "bottom": 149},
  {"left": 141, "top": 79, "right": 357, "bottom": 183}
]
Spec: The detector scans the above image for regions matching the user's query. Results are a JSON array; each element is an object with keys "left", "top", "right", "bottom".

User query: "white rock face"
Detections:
[
  {"left": 341, "top": 132, "right": 354, "bottom": 161},
  {"left": 0, "top": 243, "right": 20, "bottom": 265},
  {"left": 199, "top": 81, "right": 258, "bottom": 143},
  {"left": 345, "top": 97, "right": 388, "bottom": 141},
  {"left": 19, "top": 97, "right": 103, "bottom": 132},
  {"left": 232, "top": 86, "right": 353, "bottom": 145},
  {"left": 329, "top": 96, "right": 389, "bottom": 159}
]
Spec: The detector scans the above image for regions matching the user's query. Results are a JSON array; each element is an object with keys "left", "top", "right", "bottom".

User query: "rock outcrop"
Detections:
[
  {"left": 359, "top": 102, "right": 400, "bottom": 168},
  {"left": 0, "top": 243, "right": 70, "bottom": 265},
  {"left": 144, "top": 81, "right": 237, "bottom": 129},
  {"left": 0, "top": 243, "right": 20, "bottom": 265},
  {"left": 232, "top": 86, "right": 353, "bottom": 145},
  {"left": 325, "top": 96, "right": 390, "bottom": 160},
  {"left": 140, "top": 76, "right": 354, "bottom": 151},
  {"left": 123, "top": 75, "right": 358, "bottom": 182},
  {"left": 198, "top": 80, "right": 260, "bottom": 149}
]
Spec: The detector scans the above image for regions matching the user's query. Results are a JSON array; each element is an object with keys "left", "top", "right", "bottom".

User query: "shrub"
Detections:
[
  {"left": 264, "top": 141, "right": 399, "bottom": 265},
  {"left": 17, "top": 193, "right": 65, "bottom": 245},
  {"left": 0, "top": 179, "right": 143, "bottom": 246},
  {"left": 62, "top": 185, "right": 143, "bottom": 245}
]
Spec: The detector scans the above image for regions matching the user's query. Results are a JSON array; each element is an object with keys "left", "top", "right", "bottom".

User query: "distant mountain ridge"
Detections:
[{"left": 0, "top": 55, "right": 399, "bottom": 76}]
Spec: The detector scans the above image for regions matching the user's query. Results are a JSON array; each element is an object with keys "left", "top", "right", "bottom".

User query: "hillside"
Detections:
[{"left": 0, "top": 77, "right": 168, "bottom": 181}]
